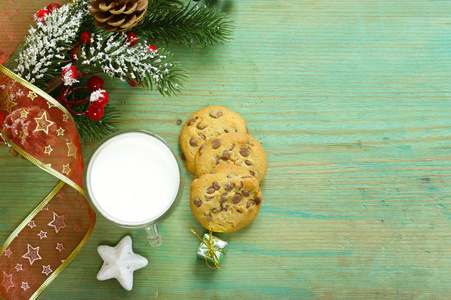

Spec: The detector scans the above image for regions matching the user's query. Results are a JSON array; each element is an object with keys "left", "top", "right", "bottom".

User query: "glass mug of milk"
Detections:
[{"left": 85, "top": 130, "right": 183, "bottom": 247}]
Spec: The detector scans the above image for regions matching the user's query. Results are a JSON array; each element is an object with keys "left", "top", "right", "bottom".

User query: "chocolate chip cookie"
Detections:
[
  {"left": 194, "top": 132, "right": 267, "bottom": 183},
  {"left": 180, "top": 106, "right": 249, "bottom": 173},
  {"left": 190, "top": 164, "right": 263, "bottom": 233}
]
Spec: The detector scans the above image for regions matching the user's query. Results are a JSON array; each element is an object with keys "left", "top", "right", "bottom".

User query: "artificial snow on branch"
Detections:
[{"left": 6, "top": 0, "right": 233, "bottom": 142}]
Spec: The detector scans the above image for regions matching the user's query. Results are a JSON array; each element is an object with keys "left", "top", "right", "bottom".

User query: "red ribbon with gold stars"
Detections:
[{"left": 0, "top": 64, "right": 96, "bottom": 299}]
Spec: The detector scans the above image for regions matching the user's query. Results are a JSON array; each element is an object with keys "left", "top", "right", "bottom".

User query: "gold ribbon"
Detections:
[{"left": 191, "top": 228, "right": 225, "bottom": 270}]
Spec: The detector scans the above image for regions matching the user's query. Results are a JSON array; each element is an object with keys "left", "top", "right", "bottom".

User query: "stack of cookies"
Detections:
[{"left": 180, "top": 106, "right": 267, "bottom": 233}]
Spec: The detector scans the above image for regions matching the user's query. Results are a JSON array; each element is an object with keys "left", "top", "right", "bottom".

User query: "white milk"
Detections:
[{"left": 86, "top": 132, "right": 180, "bottom": 226}]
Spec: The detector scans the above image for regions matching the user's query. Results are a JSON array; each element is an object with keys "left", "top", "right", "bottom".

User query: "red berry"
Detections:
[
  {"left": 87, "top": 76, "right": 104, "bottom": 91},
  {"left": 71, "top": 48, "right": 78, "bottom": 60},
  {"left": 87, "top": 104, "right": 104, "bottom": 120},
  {"left": 61, "top": 65, "right": 78, "bottom": 85},
  {"left": 147, "top": 45, "right": 157, "bottom": 53},
  {"left": 47, "top": 3, "right": 61, "bottom": 13},
  {"left": 126, "top": 77, "right": 138, "bottom": 87},
  {"left": 36, "top": 9, "right": 50, "bottom": 22},
  {"left": 126, "top": 33, "right": 138, "bottom": 47},
  {"left": 80, "top": 31, "right": 92, "bottom": 46},
  {"left": 96, "top": 91, "right": 109, "bottom": 107}
]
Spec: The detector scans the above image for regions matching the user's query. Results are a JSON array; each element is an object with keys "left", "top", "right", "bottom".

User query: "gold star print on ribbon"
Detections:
[
  {"left": 66, "top": 142, "right": 77, "bottom": 159},
  {"left": 19, "top": 131, "right": 28, "bottom": 140},
  {"left": 56, "top": 127, "right": 65, "bottom": 136},
  {"left": 20, "top": 108, "right": 29, "bottom": 119},
  {"left": 27, "top": 91, "right": 37, "bottom": 101},
  {"left": 34, "top": 111, "right": 55, "bottom": 134},
  {"left": 44, "top": 145, "right": 53, "bottom": 155},
  {"left": 62, "top": 163, "right": 71, "bottom": 175},
  {"left": 62, "top": 114, "right": 69, "bottom": 122},
  {"left": 1, "top": 92, "right": 17, "bottom": 114},
  {"left": 48, "top": 212, "right": 67, "bottom": 234}
]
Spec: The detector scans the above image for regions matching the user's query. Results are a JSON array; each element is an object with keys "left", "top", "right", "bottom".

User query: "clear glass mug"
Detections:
[{"left": 84, "top": 130, "right": 183, "bottom": 247}]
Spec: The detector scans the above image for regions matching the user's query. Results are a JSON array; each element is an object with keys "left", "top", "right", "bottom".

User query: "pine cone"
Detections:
[{"left": 89, "top": 0, "right": 148, "bottom": 32}]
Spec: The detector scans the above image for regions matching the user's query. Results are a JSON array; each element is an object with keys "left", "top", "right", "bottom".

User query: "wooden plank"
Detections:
[{"left": 1, "top": 0, "right": 450, "bottom": 298}]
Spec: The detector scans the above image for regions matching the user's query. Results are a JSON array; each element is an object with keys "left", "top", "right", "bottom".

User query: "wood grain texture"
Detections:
[{"left": 1, "top": 0, "right": 451, "bottom": 299}]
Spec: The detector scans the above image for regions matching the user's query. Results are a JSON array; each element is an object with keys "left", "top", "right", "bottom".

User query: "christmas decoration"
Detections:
[
  {"left": 87, "top": 103, "right": 104, "bottom": 120},
  {"left": 97, "top": 236, "right": 148, "bottom": 291},
  {"left": 89, "top": 0, "right": 149, "bottom": 32},
  {"left": 192, "top": 229, "right": 228, "bottom": 269},
  {"left": 46, "top": 3, "right": 62, "bottom": 13},
  {"left": 2, "top": 106, "right": 57, "bottom": 157},
  {"left": 35, "top": 9, "right": 50, "bottom": 23},
  {"left": 87, "top": 76, "right": 104, "bottom": 91},
  {"left": 79, "top": 31, "right": 92, "bottom": 46},
  {"left": 126, "top": 32, "right": 138, "bottom": 46},
  {"left": 0, "top": 66, "right": 96, "bottom": 300},
  {"left": 6, "top": 0, "right": 232, "bottom": 142}
]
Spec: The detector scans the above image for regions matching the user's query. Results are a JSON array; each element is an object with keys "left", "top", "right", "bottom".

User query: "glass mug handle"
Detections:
[{"left": 145, "top": 224, "right": 162, "bottom": 247}]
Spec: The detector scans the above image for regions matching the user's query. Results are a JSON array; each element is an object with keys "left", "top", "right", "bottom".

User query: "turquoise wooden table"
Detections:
[{"left": 1, "top": 0, "right": 450, "bottom": 299}]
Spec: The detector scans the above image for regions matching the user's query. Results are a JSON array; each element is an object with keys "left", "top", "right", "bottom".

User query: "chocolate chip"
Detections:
[
  {"left": 205, "top": 214, "right": 212, "bottom": 221},
  {"left": 255, "top": 196, "right": 262, "bottom": 205},
  {"left": 193, "top": 198, "right": 202, "bottom": 207},
  {"left": 196, "top": 123, "right": 207, "bottom": 130},
  {"left": 242, "top": 190, "right": 250, "bottom": 197},
  {"left": 249, "top": 171, "right": 255, "bottom": 176},
  {"left": 211, "top": 139, "right": 221, "bottom": 149},
  {"left": 246, "top": 200, "right": 256, "bottom": 208},
  {"left": 177, "top": 119, "right": 182, "bottom": 125},
  {"left": 199, "top": 144, "right": 206, "bottom": 154},
  {"left": 215, "top": 206, "right": 223, "bottom": 213},
  {"left": 224, "top": 129, "right": 229, "bottom": 133},
  {"left": 187, "top": 117, "right": 197, "bottom": 126},
  {"left": 224, "top": 182, "right": 235, "bottom": 191},
  {"left": 206, "top": 187, "right": 215, "bottom": 194},
  {"left": 214, "top": 156, "right": 219, "bottom": 164},
  {"left": 189, "top": 137, "right": 198, "bottom": 147},
  {"left": 224, "top": 205, "right": 230, "bottom": 211},
  {"left": 245, "top": 160, "right": 253, "bottom": 166},
  {"left": 241, "top": 175, "right": 252, "bottom": 179},
  {"left": 213, "top": 182, "right": 221, "bottom": 190},
  {"left": 221, "top": 150, "right": 230, "bottom": 160},
  {"left": 209, "top": 110, "right": 223, "bottom": 118},
  {"left": 236, "top": 209, "right": 243, "bottom": 214},
  {"left": 227, "top": 174, "right": 237, "bottom": 178},
  {"left": 198, "top": 133, "right": 206, "bottom": 140},
  {"left": 238, "top": 181, "right": 243, "bottom": 189},
  {"left": 229, "top": 144, "right": 235, "bottom": 151},
  {"left": 220, "top": 193, "right": 228, "bottom": 203},
  {"left": 232, "top": 193, "right": 242, "bottom": 204},
  {"left": 240, "top": 146, "right": 250, "bottom": 157}
]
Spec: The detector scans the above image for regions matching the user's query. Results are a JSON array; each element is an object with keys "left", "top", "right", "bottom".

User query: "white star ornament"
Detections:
[{"left": 96, "top": 236, "right": 148, "bottom": 291}]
